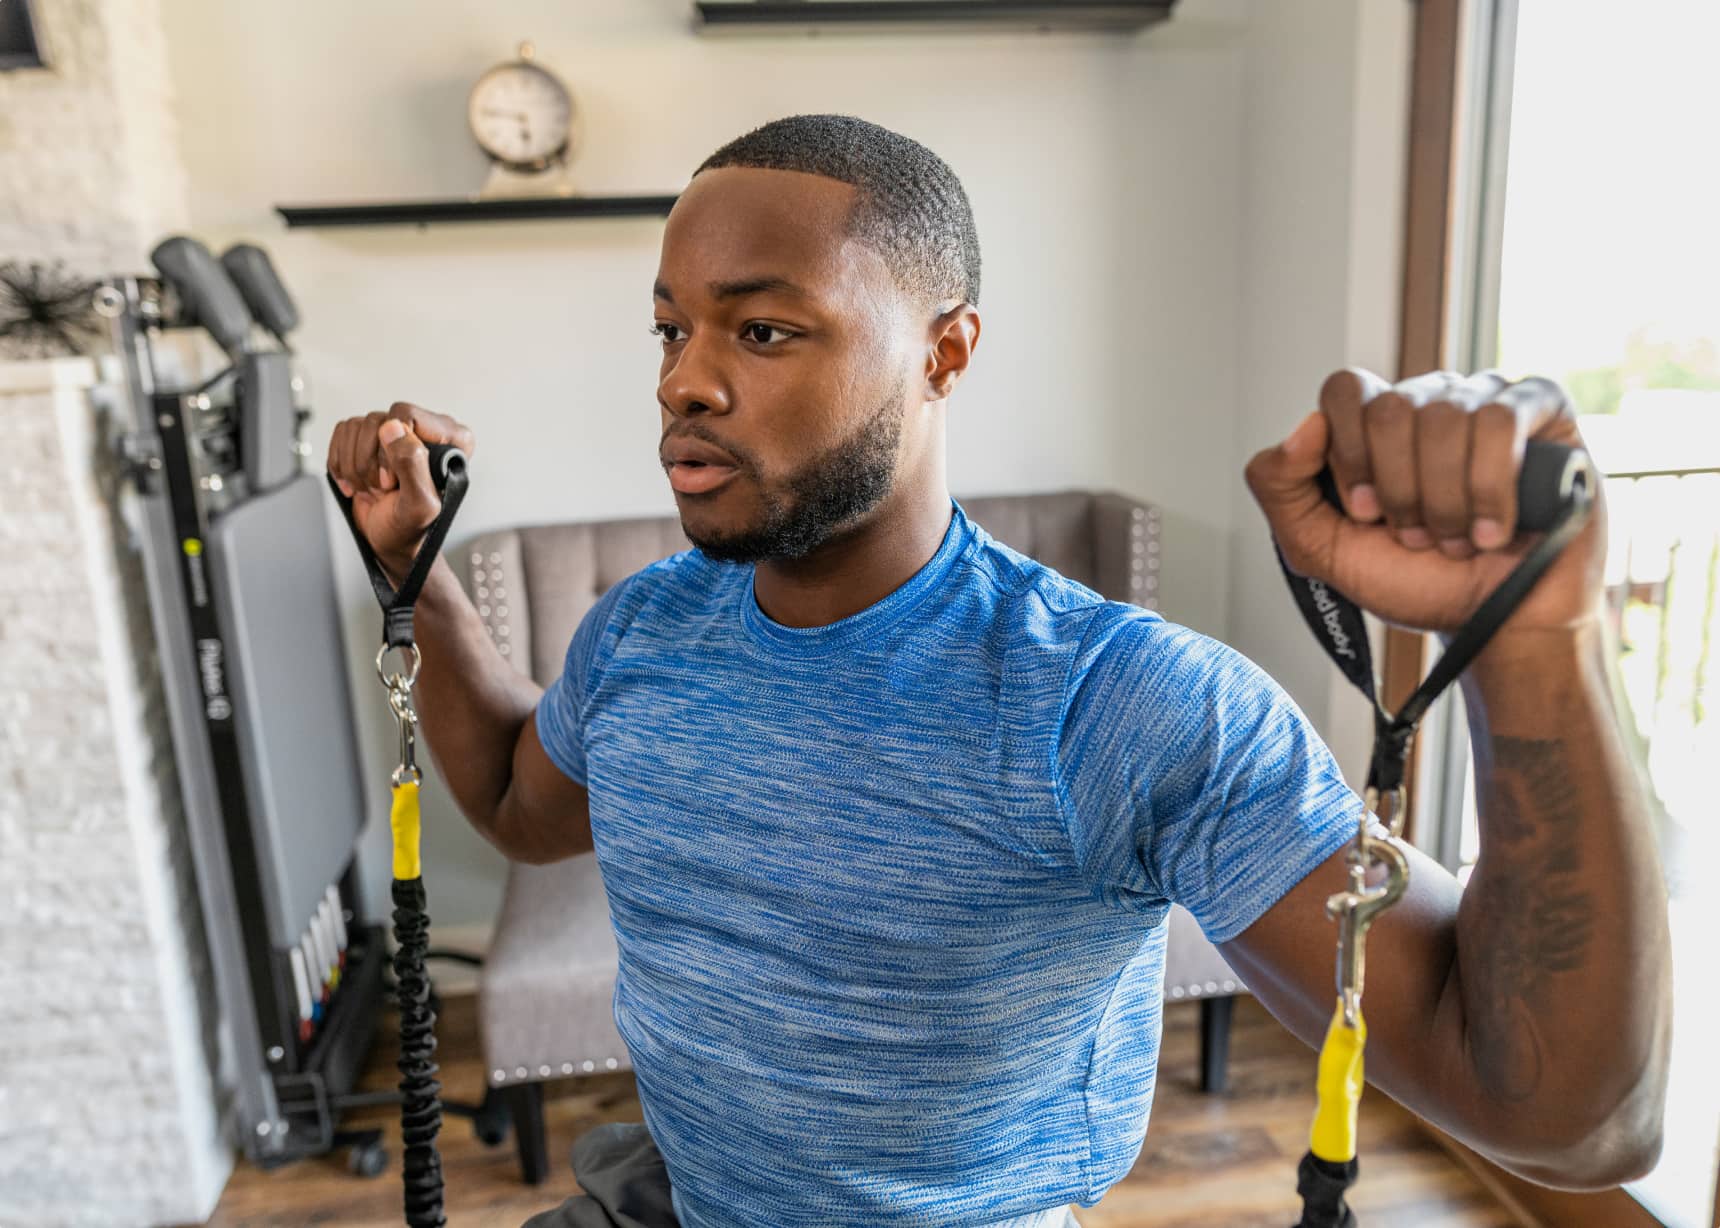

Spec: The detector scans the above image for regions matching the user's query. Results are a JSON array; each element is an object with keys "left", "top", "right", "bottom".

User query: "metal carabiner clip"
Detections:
[
  {"left": 1325, "top": 787, "right": 1411, "bottom": 1028},
  {"left": 379, "top": 641, "right": 423, "bottom": 786},
  {"left": 391, "top": 699, "right": 420, "bottom": 786},
  {"left": 387, "top": 683, "right": 421, "bottom": 785}
]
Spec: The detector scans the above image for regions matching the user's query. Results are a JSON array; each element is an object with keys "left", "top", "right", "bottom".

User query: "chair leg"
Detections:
[
  {"left": 1199, "top": 995, "right": 1235, "bottom": 1094},
  {"left": 506, "top": 1081, "right": 549, "bottom": 1185}
]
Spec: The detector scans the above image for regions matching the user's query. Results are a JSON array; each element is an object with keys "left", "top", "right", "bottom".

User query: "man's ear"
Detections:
[{"left": 925, "top": 303, "right": 981, "bottom": 401}]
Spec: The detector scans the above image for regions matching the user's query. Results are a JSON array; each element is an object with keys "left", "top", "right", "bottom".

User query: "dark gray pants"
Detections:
[
  {"left": 522, "top": 1122, "right": 679, "bottom": 1228},
  {"left": 521, "top": 1121, "right": 1083, "bottom": 1228}
]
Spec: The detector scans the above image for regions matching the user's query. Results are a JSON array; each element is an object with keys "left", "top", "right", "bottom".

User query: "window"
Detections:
[{"left": 1430, "top": 2, "right": 1720, "bottom": 1223}]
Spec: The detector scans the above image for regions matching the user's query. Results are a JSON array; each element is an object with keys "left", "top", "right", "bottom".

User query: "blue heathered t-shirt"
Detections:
[{"left": 534, "top": 499, "right": 1357, "bottom": 1228}]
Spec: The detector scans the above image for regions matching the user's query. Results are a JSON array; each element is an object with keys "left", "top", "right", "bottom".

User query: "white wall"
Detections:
[
  {"left": 1226, "top": 0, "right": 1413, "bottom": 787},
  {"left": 158, "top": 0, "right": 1409, "bottom": 928}
]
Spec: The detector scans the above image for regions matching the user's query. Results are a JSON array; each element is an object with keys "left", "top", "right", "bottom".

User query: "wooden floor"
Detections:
[{"left": 205, "top": 995, "right": 1520, "bottom": 1227}]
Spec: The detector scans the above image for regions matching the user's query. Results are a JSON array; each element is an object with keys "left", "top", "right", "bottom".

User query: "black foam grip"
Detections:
[
  {"left": 1516, "top": 440, "right": 1594, "bottom": 533},
  {"left": 1318, "top": 440, "right": 1591, "bottom": 534},
  {"left": 220, "top": 243, "right": 300, "bottom": 337},
  {"left": 150, "top": 236, "right": 255, "bottom": 354},
  {"left": 425, "top": 444, "right": 466, "bottom": 497}
]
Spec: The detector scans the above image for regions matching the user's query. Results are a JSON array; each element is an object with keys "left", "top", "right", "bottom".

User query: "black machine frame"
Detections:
[
  {"left": 94, "top": 253, "right": 508, "bottom": 1179},
  {"left": 97, "top": 271, "right": 388, "bottom": 1168}
]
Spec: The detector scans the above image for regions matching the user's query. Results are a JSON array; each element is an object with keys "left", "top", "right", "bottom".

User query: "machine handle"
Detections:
[
  {"left": 220, "top": 243, "right": 300, "bottom": 338},
  {"left": 150, "top": 236, "right": 254, "bottom": 355}
]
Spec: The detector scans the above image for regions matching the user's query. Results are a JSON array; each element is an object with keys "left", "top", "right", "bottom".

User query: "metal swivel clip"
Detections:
[
  {"left": 376, "top": 642, "right": 423, "bottom": 786},
  {"left": 1326, "top": 786, "right": 1411, "bottom": 1029}
]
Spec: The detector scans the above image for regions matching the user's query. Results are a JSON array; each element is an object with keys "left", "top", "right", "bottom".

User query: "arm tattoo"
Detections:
[{"left": 1464, "top": 736, "right": 1595, "bottom": 1102}]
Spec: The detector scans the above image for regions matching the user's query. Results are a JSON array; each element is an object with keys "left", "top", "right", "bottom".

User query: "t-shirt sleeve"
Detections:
[
  {"left": 534, "top": 580, "right": 632, "bottom": 787},
  {"left": 1054, "top": 608, "right": 1358, "bottom": 944}
]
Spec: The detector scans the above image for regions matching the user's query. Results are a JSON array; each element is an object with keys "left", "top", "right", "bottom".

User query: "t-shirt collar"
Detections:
[{"left": 738, "top": 497, "right": 978, "bottom": 655}]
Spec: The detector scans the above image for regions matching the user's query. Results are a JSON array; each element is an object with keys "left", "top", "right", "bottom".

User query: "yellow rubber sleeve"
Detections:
[
  {"left": 390, "top": 779, "right": 422, "bottom": 880},
  {"left": 1309, "top": 1001, "right": 1366, "bottom": 1163}
]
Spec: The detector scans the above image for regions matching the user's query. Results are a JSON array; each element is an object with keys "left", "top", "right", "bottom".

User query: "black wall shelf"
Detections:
[
  {"left": 275, "top": 194, "right": 679, "bottom": 230},
  {"left": 695, "top": 0, "right": 1176, "bottom": 34}
]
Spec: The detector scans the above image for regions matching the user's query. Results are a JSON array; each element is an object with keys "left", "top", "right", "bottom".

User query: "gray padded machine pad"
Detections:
[{"left": 209, "top": 473, "right": 367, "bottom": 949}]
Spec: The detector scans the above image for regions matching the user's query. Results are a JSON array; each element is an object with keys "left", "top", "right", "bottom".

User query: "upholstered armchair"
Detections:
[{"left": 464, "top": 491, "right": 1247, "bottom": 1183}]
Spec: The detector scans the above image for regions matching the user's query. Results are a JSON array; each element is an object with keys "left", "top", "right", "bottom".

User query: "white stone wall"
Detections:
[
  {"left": 0, "top": 359, "right": 228, "bottom": 1217},
  {"left": 0, "top": 0, "right": 191, "bottom": 275},
  {"left": 0, "top": 0, "right": 225, "bottom": 1219},
  {"left": 0, "top": 359, "right": 229, "bottom": 1225}
]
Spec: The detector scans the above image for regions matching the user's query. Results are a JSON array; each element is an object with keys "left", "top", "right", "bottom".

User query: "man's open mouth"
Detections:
[{"left": 668, "top": 459, "right": 739, "bottom": 494}]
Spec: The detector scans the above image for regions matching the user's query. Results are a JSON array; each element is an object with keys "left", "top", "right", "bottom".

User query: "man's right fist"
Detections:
[{"left": 326, "top": 401, "right": 477, "bottom": 572}]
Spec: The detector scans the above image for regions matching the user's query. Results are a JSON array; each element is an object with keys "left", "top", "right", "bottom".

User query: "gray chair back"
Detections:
[{"left": 463, "top": 490, "right": 1163, "bottom": 685}]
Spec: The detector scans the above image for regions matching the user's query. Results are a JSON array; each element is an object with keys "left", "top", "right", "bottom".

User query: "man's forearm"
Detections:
[
  {"left": 377, "top": 552, "right": 543, "bottom": 837},
  {"left": 1451, "top": 616, "right": 1672, "bottom": 1181}
]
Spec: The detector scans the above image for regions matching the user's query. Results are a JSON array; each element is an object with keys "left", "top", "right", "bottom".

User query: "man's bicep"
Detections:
[
  {"left": 492, "top": 709, "right": 593, "bottom": 865},
  {"left": 1219, "top": 837, "right": 1475, "bottom": 1134}
]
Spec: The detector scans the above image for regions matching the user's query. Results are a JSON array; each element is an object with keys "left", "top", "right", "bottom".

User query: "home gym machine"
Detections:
[{"left": 92, "top": 237, "right": 509, "bottom": 1178}]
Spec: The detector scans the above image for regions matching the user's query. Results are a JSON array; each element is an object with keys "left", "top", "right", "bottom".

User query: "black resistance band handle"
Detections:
[
  {"left": 1515, "top": 440, "right": 1594, "bottom": 533},
  {"left": 1317, "top": 439, "right": 1592, "bottom": 532},
  {"left": 327, "top": 442, "right": 469, "bottom": 649},
  {"left": 423, "top": 442, "right": 466, "bottom": 497},
  {"left": 1292, "top": 439, "right": 1596, "bottom": 794}
]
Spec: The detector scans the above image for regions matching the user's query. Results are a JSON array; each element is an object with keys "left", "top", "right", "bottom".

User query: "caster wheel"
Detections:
[{"left": 349, "top": 1139, "right": 389, "bottom": 1178}]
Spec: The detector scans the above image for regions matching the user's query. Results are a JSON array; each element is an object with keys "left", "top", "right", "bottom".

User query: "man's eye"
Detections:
[
  {"left": 649, "top": 322, "right": 683, "bottom": 344},
  {"left": 744, "top": 323, "right": 794, "bottom": 345}
]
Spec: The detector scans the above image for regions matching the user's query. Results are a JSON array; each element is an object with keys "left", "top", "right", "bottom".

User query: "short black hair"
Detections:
[{"left": 695, "top": 114, "right": 981, "bottom": 310}]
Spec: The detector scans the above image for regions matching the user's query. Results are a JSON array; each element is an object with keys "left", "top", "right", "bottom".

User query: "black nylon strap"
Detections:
[
  {"left": 1276, "top": 469, "right": 1379, "bottom": 706},
  {"left": 327, "top": 443, "right": 468, "bottom": 648},
  {"left": 1392, "top": 503, "right": 1589, "bottom": 732},
  {"left": 1276, "top": 445, "right": 1594, "bottom": 795}
]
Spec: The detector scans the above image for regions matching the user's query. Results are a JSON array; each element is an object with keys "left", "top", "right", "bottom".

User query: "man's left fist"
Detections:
[{"left": 1245, "top": 367, "right": 1606, "bottom": 635}]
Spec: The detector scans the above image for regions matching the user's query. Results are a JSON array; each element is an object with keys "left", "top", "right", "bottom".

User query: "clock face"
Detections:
[{"left": 467, "top": 62, "right": 574, "bottom": 171}]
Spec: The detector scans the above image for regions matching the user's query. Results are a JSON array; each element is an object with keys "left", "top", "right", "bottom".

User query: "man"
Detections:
[{"left": 327, "top": 115, "right": 1671, "bottom": 1227}]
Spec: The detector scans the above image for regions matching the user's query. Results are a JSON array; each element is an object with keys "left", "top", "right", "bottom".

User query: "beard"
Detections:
[{"left": 681, "top": 393, "right": 905, "bottom": 565}]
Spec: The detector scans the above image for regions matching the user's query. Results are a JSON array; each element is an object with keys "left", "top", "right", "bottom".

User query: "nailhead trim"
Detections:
[
  {"left": 490, "top": 1057, "right": 629, "bottom": 1085},
  {"left": 470, "top": 542, "right": 517, "bottom": 655},
  {"left": 1140, "top": 505, "right": 1162, "bottom": 609},
  {"left": 1164, "top": 977, "right": 1242, "bottom": 1001}
]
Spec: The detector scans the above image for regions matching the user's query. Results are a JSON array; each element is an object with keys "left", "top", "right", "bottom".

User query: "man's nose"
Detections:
[{"left": 659, "top": 334, "right": 732, "bottom": 419}]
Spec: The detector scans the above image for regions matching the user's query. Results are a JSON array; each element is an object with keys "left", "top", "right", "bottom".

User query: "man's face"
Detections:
[{"left": 652, "top": 167, "right": 918, "bottom": 563}]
